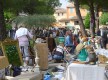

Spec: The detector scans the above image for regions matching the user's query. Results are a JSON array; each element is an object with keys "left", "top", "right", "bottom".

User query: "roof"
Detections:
[
  {"left": 67, "top": 2, "right": 74, "bottom": 8},
  {"left": 70, "top": 16, "right": 85, "bottom": 20},
  {"left": 55, "top": 7, "right": 66, "bottom": 13},
  {"left": 58, "top": 16, "right": 85, "bottom": 22}
]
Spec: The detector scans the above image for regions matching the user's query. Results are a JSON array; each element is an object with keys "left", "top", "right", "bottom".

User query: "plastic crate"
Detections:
[{"left": 44, "top": 75, "right": 51, "bottom": 80}]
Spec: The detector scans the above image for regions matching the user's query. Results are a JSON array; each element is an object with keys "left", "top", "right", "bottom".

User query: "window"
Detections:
[
  {"left": 70, "top": 8, "right": 73, "bottom": 13},
  {"left": 58, "top": 13, "right": 60, "bottom": 16},
  {"left": 62, "top": 13, "right": 64, "bottom": 16},
  {"left": 74, "top": 21, "right": 79, "bottom": 25}
]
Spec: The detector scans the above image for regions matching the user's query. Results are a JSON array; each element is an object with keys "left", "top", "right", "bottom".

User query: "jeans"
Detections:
[
  {"left": 20, "top": 46, "right": 30, "bottom": 61},
  {"left": 53, "top": 55, "right": 63, "bottom": 59}
]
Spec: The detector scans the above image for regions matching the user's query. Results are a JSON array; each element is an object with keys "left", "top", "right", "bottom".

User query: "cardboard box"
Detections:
[{"left": 0, "top": 56, "right": 9, "bottom": 69}]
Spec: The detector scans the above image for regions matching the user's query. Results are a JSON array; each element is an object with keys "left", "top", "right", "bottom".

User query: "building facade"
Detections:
[{"left": 54, "top": 2, "right": 88, "bottom": 29}]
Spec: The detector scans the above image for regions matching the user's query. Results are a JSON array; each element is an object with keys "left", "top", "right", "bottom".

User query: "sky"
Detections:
[{"left": 59, "top": 0, "right": 68, "bottom": 8}]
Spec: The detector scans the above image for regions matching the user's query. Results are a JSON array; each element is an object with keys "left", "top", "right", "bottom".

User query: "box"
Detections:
[
  {"left": 44, "top": 75, "right": 51, "bottom": 80},
  {"left": 0, "top": 56, "right": 9, "bottom": 79},
  {"left": 0, "top": 56, "right": 9, "bottom": 69}
]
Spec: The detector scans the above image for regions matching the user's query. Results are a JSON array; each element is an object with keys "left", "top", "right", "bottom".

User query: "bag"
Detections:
[
  {"left": 75, "top": 43, "right": 84, "bottom": 54},
  {"left": 77, "top": 48, "right": 88, "bottom": 61},
  {"left": 5, "top": 65, "right": 21, "bottom": 77},
  {"left": 12, "top": 66, "right": 21, "bottom": 77}
]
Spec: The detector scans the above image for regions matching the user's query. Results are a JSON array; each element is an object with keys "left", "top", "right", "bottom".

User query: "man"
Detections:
[{"left": 14, "top": 24, "right": 33, "bottom": 66}]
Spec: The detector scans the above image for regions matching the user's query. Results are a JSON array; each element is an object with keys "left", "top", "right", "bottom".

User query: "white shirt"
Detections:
[{"left": 56, "top": 45, "right": 64, "bottom": 53}]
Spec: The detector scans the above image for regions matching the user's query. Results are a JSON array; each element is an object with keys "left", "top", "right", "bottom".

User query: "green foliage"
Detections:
[
  {"left": 100, "top": 12, "right": 108, "bottom": 25},
  {"left": 84, "top": 13, "right": 90, "bottom": 29},
  {"left": 4, "top": 11, "right": 14, "bottom": 20},
  {"left": 3, "top": 0, "right": 61, "bottom": 15},
  {"left": 6, "top": 24, "right": 12, "bottom": 30},
  {"left": 5, "top": 45, "right": 21, "bottom": 66},
  {"left": 4, "top": 11, "right": 16, "bottom": 30},
  {"left": 13, "top": 14, "right": 56, "bottom": 28}
]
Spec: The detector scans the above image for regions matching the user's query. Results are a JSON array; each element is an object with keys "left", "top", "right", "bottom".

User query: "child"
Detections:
[{"left": 52, "top": 42, "right": 65, "bottom": 63}]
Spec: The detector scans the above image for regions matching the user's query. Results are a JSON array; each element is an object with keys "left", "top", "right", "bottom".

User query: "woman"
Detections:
[{"left": 14, "top": 24, "right": 33, "bottom": 66}]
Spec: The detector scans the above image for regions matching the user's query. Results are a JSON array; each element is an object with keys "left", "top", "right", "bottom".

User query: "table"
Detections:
[
  {"left": 10, "top": 72, "right": 42, "bottom": 80},
  {"left": 64, "top": 63, "right": 105, "bottom": 80}
]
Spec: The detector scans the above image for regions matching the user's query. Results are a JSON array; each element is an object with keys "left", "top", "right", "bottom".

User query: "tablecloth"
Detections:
[{"left": 64, "top": 63, "right": 105, "bottom": 80}]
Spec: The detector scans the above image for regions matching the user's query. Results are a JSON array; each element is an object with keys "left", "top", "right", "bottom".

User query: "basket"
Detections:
[{"left": 98, "top": 55, "right": 108, "bottom": 63}]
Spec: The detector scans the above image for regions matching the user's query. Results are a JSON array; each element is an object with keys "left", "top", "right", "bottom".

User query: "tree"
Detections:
[
  {"left": 4, "top": 11, "right": 15, "bottom": 30},
  {"left": 0, "top": 0, "right": 61, "bottom": 40},
  {"left": 13, "top": 14, "right": 56, "bottom": 28},
  {"left": 3, "top": 0, "right": 61, "bottom": 15},
  {"left": 69, "top": 0, "right": 87, "bottom": 37},
  {"left": 84, "top": 13, "right": 90, "bottom": 29},
  {"left": 0, "top": 1, "right": 6, "bottom": 41},
  {"left": 100, "top": 12, "right": 108, "bottom": 25},
  {"left": 88, "top": 0, "right": 95, "bottom": 37},
  {"left": 79, "top": 0, "right": 108, "bottom": 37}
]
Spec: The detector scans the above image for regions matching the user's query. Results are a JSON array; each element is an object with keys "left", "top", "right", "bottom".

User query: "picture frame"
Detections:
[{"left": 1, "top": 38, "right": 23, "bottom": 66}]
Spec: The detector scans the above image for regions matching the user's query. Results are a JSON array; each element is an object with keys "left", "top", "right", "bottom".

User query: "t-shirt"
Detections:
[{"left": 56, "top": 45, "right": 64, "bottom": 53}]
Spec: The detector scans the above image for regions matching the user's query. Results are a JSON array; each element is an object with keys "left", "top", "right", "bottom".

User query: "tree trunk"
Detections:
[
  {"left": 74, "top": 0, "right": 87, "bottom": 37},
  {"left": 0, "top": 1, "right": 6, "bottom": 41},
  {"left": 89, "top": 1, "right": 95, "bottom": 37},
  {"left": 95, "top": 5, "right": 99, "bottom": 34}
]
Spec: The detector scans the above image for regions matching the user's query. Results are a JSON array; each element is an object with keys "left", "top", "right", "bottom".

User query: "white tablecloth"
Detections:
[{"left": 65, "top": 63, "right": 105, "bottom": 80}]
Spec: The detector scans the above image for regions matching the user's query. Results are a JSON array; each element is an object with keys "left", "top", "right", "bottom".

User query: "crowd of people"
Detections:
[{"left": 8, "top": 23, "right": 108, "bottom": 65}]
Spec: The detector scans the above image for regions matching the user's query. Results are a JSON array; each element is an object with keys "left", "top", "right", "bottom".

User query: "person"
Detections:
[
  {"left": 14, "top": 24, "right": 33, "bottom": 66},
  {"left": 64, "top": 31, "right": 74, "bottom": 54},
  {"left": 52, "top": 42, "right": 65, "bottom": 63},
  {"left": 64, "top": 31, "right": 73, "bottom": 47},
  {"left": 100, "top": 27, "right": 108, "bottom": 49},
  {"left": 9, "top": 26, "right": 17, "bottom": 39}
]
